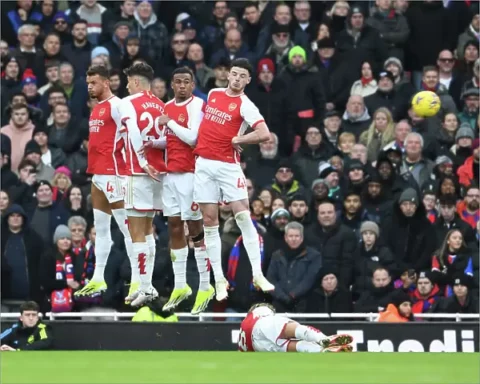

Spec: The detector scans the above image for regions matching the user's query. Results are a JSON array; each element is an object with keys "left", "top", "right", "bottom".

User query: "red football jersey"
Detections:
[
  {"left": 119, "top": 91, "right": 167, "bottom": 175},
  {"left": 87, "top": 95, "right": 126, "bottom": 176},
  {"left": 164, "top": 96, "right": 205, "bottom": 173},
  {"left": 238, "top": 312, "right": 260, "bottom": 352},
  {"left": 194, "top": 88, "right": 265, "bottom": 164}
]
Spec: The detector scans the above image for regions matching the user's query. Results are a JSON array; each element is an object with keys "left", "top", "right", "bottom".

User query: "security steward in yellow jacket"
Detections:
[{"left": 0, "top": 301, "right": 53, "bottom": 351}]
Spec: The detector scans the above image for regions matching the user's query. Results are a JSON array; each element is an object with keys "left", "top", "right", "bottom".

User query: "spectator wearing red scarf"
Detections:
[{"left": 411, "top": 271, "right": 441, "bottom": 314}]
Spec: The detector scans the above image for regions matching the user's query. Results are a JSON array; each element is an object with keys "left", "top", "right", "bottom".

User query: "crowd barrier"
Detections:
[{"left": 1, "top": 313, "right": 478, "bottom": 352}]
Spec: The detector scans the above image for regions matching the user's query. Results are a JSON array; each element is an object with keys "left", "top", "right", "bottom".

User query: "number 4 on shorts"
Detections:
[
  {"left": 106, "top": 182, "right": 114, "bottom": 193},
  {"left": 237, "top": 177, "right": 246, "bottom": 189}
]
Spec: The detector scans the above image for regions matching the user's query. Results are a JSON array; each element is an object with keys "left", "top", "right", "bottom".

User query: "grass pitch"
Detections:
[{"left": 1, "top": 351, "right": 478, "bottom": 384}]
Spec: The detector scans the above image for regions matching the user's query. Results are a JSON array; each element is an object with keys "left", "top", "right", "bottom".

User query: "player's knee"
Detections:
[
  {"left": 190, "top": 231, "right": 204, "bottom": 243},
  {"left": 202, "top": 214, "right": 218, "bottom": 227},
  {"left": 94, "top": 209, "right": 112, "bottom": 238},
  {"left": 169, "top": 223, "right": 185, "bottom": 241}
]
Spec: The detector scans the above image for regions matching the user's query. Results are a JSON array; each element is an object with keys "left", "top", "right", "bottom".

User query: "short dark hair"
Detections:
[
  {"left": 45, "top": 32, "right": 61, "bottom": 41},
  {"left": 18, "top": 159, "right": 36, "bottom": 172},
  {"left": 73, "top": 19, "right": 88, "bottom": 28},
  {"left": 109, "top": 68, "right": 121, "bottom": 77},
  {"left": 47, "top": 86, "right": 67, "bottom": 98},
  {"left": 230, "top": 58, "right": 253, "bottom": 76},
  {"left": 52, "top": 102, "right": 70, "bottom": 113},
  {"left": 124, "top": 62, "right": 154, "bottom": 81},
  {"left": 86, "top": 65, "right": 110, "bottom": 79},
  {"left": 20, "top": 301, "right": 40, "bottom": 314},
  {"left": 422, "top": 65, "right": 438, "bottom": 75},
  {"left": 244, "top": 1, "right": 258, "bottom": 10},
  {"left": 171, "top": 66, "right": 195, "bottom": 81},
  {"left": 11, "top": 103, "right": 29, "bottom": 112},
  {"left": 10, "top": 91, "right": 27, "bottom": 101},
  {"left": 438, "top": 194, "right": 457, "bottom": 207}
]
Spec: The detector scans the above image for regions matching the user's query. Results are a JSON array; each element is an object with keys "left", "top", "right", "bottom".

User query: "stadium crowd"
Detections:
[{"left": 1, "top": 0, "right": 479, "bottom": 322}]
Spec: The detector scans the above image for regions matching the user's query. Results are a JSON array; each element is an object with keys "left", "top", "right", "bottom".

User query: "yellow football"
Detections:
[{"left": 411, "top": 90, "right": 441, "bottom": 117}]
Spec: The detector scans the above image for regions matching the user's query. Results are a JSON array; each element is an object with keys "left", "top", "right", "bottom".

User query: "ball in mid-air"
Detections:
[{"left": 411, "top": 90, "right": 441, "bottom": 117}]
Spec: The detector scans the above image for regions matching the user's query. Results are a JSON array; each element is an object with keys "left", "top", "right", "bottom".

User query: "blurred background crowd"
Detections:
[{"left": 1, "top": 0, "right": 479, "bottom": 321}]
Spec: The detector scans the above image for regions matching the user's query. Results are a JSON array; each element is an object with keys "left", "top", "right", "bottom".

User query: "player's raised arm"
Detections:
[
  {"left": 164, "top": 100, "right": 204, "bottom": 146},
  {"left": 232, "top": 96, "right": 270, "bottom": 145},
  {"left": 119, "top": 99, "right": 148, "bottom": 168}
]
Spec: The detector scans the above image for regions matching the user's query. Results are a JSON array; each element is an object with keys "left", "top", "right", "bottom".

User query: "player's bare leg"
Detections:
[
  {"left": 230, "top": 199, "right": 274, "bottom": 292},
  {"left": 109, "top": 199, "right": 139, "bottom": 303},
  {"left": 127, "top": 214, "right": 158, "bottom": 306},
  {"left": 187, "top": 219, "right": 215, "bottom": 314},
  {"left": 200, "top": 203, "right": 229, "bottom": 301},
  {"left": 281, "top": 322, "right": 354, "bottom": 352},
  {"left": 75, "top": 183, "right": 111, "bottom": 297}
]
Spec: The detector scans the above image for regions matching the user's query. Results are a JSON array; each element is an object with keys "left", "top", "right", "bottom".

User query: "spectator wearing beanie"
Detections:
[
  {"left": 268, "top": 159, "right": 306, "bottom": 202},
  {"left": 457, "top": 138, "right": 479, "bottom": 188},
  {"left": 23, "top": 139, "right": 55, "bottom": 182},
  {"left": 431, "top": 274, "right": 479, "bottom": 314},
  {"left": 352, "top": 221, "right": 398, "bottom": 297},
  {"left": 381, "top": 188, "right": 437, "bottom": 273},
  {"left": 384, "top": 56, "right": 416, "bottom": 98},
  {"left": 268, "top": 208, "right": 291, "bottom": 252},
  {"left": 452, "top": 125, "right": 474, "bottom": 169},
  {"left": 362, "top": 170, "right": 393, "bottom": 223},
  {"left": 377, "top": 290, "right": 413, "bottom": 322},
  {"left": 276, "top": 45, "right": 325, "bottom": 145},
  {"left": 245, "top": 58, "right": 285, "bottom": 139},
  {"left": 103, "top": 21, "right": 133, "bottom": 70},
  {"left": 305, "top": 268, "right": 353, "bottom": 316},
  {"left": 410, "top": 271, "right": 441, "bottom": 314}
]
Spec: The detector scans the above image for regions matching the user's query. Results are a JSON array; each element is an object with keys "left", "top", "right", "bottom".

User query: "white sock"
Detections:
[
  {"left": 171, "top": 246, "right": 188, "bottom": 289},
  {"left": 295, "top": 325, "right": 326, "bottom": 343},
  {"left": 296, "top": 340, "right": 323, "bottom": 353},
  {"left": 91, "top": 209, "right": 112, "bottom": 282},
  {"left": 204, "top": 225, "right": 225, "bottom": 282},
  {"left": 234, "top": 211, "right": 262, "bottom": 276},
  {"left": 111, "top": 209, "right": 139, "bottom": 284},
  {"left": 145, "top": 234, "right": 156, "bottom": 289},
  {"left": 133, "top": 242, "right": 151, "bottom": 291},
  {"left": 194, "top": 246, "right": 210, "bottom": 291}
]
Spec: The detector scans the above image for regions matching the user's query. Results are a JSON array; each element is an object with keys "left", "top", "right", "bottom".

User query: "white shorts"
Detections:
[
  {"left": 92, "top": 174, "right": 126, "bottom": 204},
  {"left": 193, "top": 157, "right": 248, "bottom": 204},
  {"left": 125, "top": 174, "right": 164, "bottom": 216},
  {"left": 252, "top": 315, "right": 292, "bottom": 352},
  {"left": 162, "top": 173, "right": 202, "bottom": 221}
]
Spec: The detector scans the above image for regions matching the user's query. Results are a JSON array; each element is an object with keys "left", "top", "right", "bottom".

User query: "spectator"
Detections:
[
  {"left": 268, "top": 207, "right": 290, "bottom": 252},
  {"left": 51, "top": 11, "right": 71, "bottom": 45},
  {"left": 0, "top": 301, "right": 53, "bottom": 350},
  {"left": 420, "top": 66, "right": 458, "bottom": 115},
  {"left": 187, "top": 43, "right": 214, "bottom": 90},
  {"left": 51, "top": 166, "right": 72, "bottom": 201},
  {"left": 1, "top": 103, "right": 35, "bottom": 172},
  {"left": 68, "top": 216, "right": 88, "bottom": 253},
  {"left": 103, "top": 21, "right": 132, "bottom": 71},
  {"left": 201, "top": 1, "right": 230, "bottom": 58},
  {"left": 1, "top": 204, "right": 44, "bottom": 306},
  {"left": 287, "top": 195, "right": 309, "bottom": 225},
  {"left": 355, "top": 267, "right": 395, "bottom": 313},
  {"left": 306, "top": 268, "right": 353, "bottom": 316},
  {"left": 64, "top": 186, "right": 87, "bottom": 219},
  {"left": 209, "top": 28, "right": 253, "bottom": 69},
  {"left": 65, "top": 0, "right": 110, "bottom": 46},
  {"left": 11, "top": 25, "right": 39, "bottom": 75},
  {"left": 48, "top": 103, "right": 84, "bottom": 154},
  {"left": 28, "top": 180, "right": 69, "bottom": 245},
  {"left": 65, "top": 128, "right": 90, "bottom": 196},
  {"left": 384, "top": 56, "right": 415, "bottom": 99},
  {"left": 204, "top": 58, "right": 229, "bottom": 93},
  {"left": 399, "top": 132, "right": 435, "bottom": 190},
  {"left": 1, "top": 134, "right": 18, "bottom": 191},
  {"left": 335, "top": 5, "right": 388, "bottom": 72},
  {"left": 318, "top": 162, "right": 342, "bottom": 206},
  {"left": 341, "top": 95, "right": 371, "bottom": 139},
  {"left": 262, "top": 22, "right": 295, "bottom": 74},
  {"left": 366, "top": 0, "right": 410, "bottom": 63},
  {"left": 23, "top": 139, "right": 55, "bottom": 182},
  {"left": 32, "top": 125, "right": 66, "bottom": 169},
  {"left": 350, "top": 61, "right": 378, "bottom": 98},
  {"left": 39, "top": 224, "right": 84, "bottom": 312},
  {"left": 268, "top": 160, "right": 306, "bottom": 201},
  {"left": 431, "top": 274, "right": 479, "bottom": 314},
  {"left": 1, "top": 56, "right": 22, "bottom": 100},
  {"left": 457, "top": 139, "right": 479, "bottom": 188},
  {"left": 431, "top": 228, "right": 477, "bottom": 297},
  {"left": 242, "top": 2, "right": 263, "bottom": 53},
  {"left": 360, "top": 107, "right": 395, "bottom": 163},
  {"left": 2, "top": 2, "right": 43, "bottom": 47},
  {"left": 411, "top": 271, "right": 441, "bottom": 314},
  {"left": 37, "top": 61, "right": 60, "bottom": 96},
  {"left": 456, "top": 7, "right": 480, "bottom": 60},
  {"left": 0, "top": 189, "right": 11, "bottom": 215},
  {"left": 437, "top": 113, "right": 459, "bottom": 155},
  {"left": 322, "top": 110, "right": 342, "bottom": 148},
  {"left": 267, "top": 222, "right": 322, "bottom": 312},
  {"left": 56, "top": 63, "right": 89, "bottom": 119},
  {"left": 436, "top": 50, "right": 463, "bottom": 105},
  {"left": 458, "top": 88, "right": 479, "bottom": 131},
  {"left": 362, "top": 171, "right": 393, "bottom": 223},
  {"left": 245, "top": 133, "right": 282, "bottom": 190},
  {"left": 305, "top": 200, "right": 357, "bottom": 287},
  {"left": 377, "top": 290, "right": 414, "bottom": 322},
  {"left": 339, "top": 189, "right": 375, "bottom": 237},
  {"left": 456, "top": 185, "right": 479, "bottom": 229},
  {"left": 382, "top": 188, "right": 437, "bottom": 273},
  {"left": 291, "top": 126, "right": 334, "bottom": 189}
]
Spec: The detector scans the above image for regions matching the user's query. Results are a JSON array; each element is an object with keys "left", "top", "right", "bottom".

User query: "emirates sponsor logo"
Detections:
[{"left": 204, "top": 105, "right": 233, "bottom": 125}]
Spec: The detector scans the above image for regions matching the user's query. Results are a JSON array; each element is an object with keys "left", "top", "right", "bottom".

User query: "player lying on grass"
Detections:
[{"left": 238, "top": 303, "right": 353, "bottom": 353}]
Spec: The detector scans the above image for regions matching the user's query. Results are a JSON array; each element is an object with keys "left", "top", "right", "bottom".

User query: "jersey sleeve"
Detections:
[
  {"left": 111, "top": 98, "right": 126, "bottom": 140},
  {"left": 119, "top": 99, "right": 147, "bottom": 168},
  {"left": 240, "top": 96, "right": 265, "bottom": 129},
  {"left": 166, "top": 98, "right": 205, "bottom": 146}
]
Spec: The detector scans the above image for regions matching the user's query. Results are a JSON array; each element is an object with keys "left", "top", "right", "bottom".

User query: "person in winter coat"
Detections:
[
  {"left": 341, "top": 95, "right": 372, "bottom": 139},
  {"left": 457, "top": 139, "right": 479, "bottom": 188},
  {"left": 377, "top": 290, "right": 414, "bottom": 322},
  {"left": 267, "top": 222, "right": 322, "bottom": 313},
  {"left": 431, "top": 228, "right": 478, "bottom": 297},
  {"left": 430, "top": 274, "right": 479, "bottom": 314},
  {"left": 410, "top": 271, "right": 441, "bottom": 314},
  {"left": 305, "top": 200, "right": 357, "bottom": 287},
  {"left": 366, "top": 1, "right": 410, "bottom": 63},
  {"left": 290, "top": 126, "right": 334, "bottom": 189},
  {"left": 362, "top": 171, "right": 394, "bottom": 224},
  {"left": 420, "top": 66, "right": 458, "bottom": 115},
  {"left": 355, "top": 267, "right": 395, "bottom": 313},
  {"left": 305, "top": 268, "right": 353, "bottom": 316},
  {"left": 267, "top": 159, "right": 307, "bottom": 202},
  {"left": 381, "top": 188, "right": 437, "bottom": 273},
  {"left": 350, "top": 61, "right": 378, "bottom": 99},
  {"left": 360, "top": 106, "right": 396, "bottom": 163},
  {"left": 353, "top": 221, "right": 399, "bottom": 297}
]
